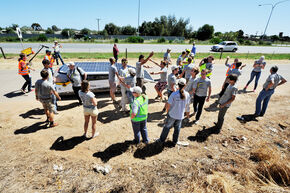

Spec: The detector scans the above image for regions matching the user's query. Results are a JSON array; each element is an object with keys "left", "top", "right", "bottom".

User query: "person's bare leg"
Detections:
[
  {"left": 91, "top": 116, "right": 98, "bottom": 138},
  {"left": 84, "top": 115, "right": 90, "bottom": 137},
  {"left": 44, "top": 109, "right": 50, "bottom": 121},
  {"left": 110, "top": 89, "right": 115, "bottom": 101},
  {"left": 186, "top": 112, "right": 190, "bottom": 119},
  {"left": 49, "top": 111, "right": 54, "bottom": 122}
]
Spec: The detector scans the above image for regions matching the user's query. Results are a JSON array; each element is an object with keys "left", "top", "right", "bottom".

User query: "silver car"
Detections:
[{"left": 211, "top": 41, "right": 238, "bottom": 52}]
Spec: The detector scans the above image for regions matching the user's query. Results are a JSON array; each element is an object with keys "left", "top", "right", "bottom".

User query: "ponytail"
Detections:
[{"left": 178, "top": 83, "right": 185, "bottom": 100}]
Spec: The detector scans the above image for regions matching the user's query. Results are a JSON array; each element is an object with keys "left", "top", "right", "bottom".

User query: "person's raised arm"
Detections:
[
  {"left": 199, "top": 58, "right": 205, "bottom": 67},
  {"left": 240, "top": 64, "right": 246, "bottom": 70},
  {"left": 140, "top": 51, "right": 154, "bottom": 65},
  {"left": 149, "top": 58, "right": 161, "bottom": 67},
  {"left": 83, "top": 72, "right": 87, "bottom": 80},
  {"left": 225, "top": 56, "right": 230, "bottom": 67}
]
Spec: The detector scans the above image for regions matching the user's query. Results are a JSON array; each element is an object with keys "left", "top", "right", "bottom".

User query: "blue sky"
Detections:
[{"left": 1, "top": 0, "right": 290, "bottom": 36}]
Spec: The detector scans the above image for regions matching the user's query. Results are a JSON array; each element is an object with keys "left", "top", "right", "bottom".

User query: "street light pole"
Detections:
[
  {"left": 259, "top": 0, "right": 290, "bottom": 40},
  {"left": 137, "top": 0, "right": 140, "bottom": 36},
  {"left": 96, "top": 18, "right": 101, "bottom": 33}
]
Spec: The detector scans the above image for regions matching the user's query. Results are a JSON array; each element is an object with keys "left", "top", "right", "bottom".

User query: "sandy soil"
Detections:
[{"left": 0, "top": 57, "right": 289, "bottom": 192}]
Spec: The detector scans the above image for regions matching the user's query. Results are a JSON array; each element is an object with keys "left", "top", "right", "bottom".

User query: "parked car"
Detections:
[
  {"left": 55, "top": 62, "right": 154, "bottom": 96},
  {"left": 211, "top": 41, "right": 238, "bottom": 52}
]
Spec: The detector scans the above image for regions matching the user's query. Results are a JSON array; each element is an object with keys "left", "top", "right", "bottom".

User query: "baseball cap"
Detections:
[
  {"left": 171, "top": 65, "right": 178, "bottom": 71},
  {"left": 130, "top": 86, "right": 142, "bottom": 94},
  {"left": 68, "top": 62, "right": 75, "bottom": 66},
  {"left": 178, "top": 78, "right": 186, "bottom": 85}
]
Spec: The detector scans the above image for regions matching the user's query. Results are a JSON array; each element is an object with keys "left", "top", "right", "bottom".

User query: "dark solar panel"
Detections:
[{"left": 59, "top": 62, "right": 154, "bottom": 82}]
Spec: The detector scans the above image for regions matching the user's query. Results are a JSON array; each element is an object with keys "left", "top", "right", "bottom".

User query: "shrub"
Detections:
[
  {"left": 169, "top": 40, "right": 173, "bottom": 44},
  {"left": 157, "top": 37, "right": 166, "bottom": 43},
  {"left": 114, "top": 38, "right": 119, "bottom": 43},
  {"left": 37, "top": 34, "right": 47, "bottom": 42},
  {"left": 127, "top": 36, "right": 144, "bottom": 43},
  {"left": 210, "top": 37, "right": 221, "bottom": 44}
]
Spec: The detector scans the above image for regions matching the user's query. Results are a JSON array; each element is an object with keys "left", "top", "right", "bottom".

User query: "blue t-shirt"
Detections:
[{"left": 78, "top": 90, "right": 96, "bottom": 109}]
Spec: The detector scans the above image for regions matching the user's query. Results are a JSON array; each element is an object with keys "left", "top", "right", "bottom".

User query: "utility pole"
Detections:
[
  {"left": 137, "top": 0, "right": 140, "bottom": 36},
  {"left": 96, "top": 18, "right": 101, "bottom": 33},
  {"left": 259, "top": 0, "right": 290, "bottom": 40}
]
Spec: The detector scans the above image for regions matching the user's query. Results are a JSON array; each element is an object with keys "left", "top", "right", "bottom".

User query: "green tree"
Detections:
[
  {"left": 52, "top": 25, "right": 60, "bottom": 31},
  {"left": 104, "top": 23, "right": 120, "bottom": 35},
  {"left": 120, "top": 25, "right": 136, "bottom": 35},
  {"left": 196, "top": 24, "right": 214, "bottom": 40},
  {"left": 237, "top": 30, "right": 244, "bottom": 39},
  {"left": 11, "top": 24, "right": 19, "bottom": 30},
  {"left": 80, "top": 28, "right": 91, "bottom": 35},
  {"left": 61, "top": 28, "right": 75, "bottom": 38},
  {"left": 45, "top": 27, "right": 54, "bottom": 34},
  {"left": 31, "top": 23, "right": 42, "bottom": 31}
]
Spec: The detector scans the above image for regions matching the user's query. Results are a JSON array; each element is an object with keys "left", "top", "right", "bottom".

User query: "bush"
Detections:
[
  {"left": 114, "top": 38, "right": 119, "bottom": 43},
  {"left": 157, "top": 37, "right": 166, "bottom": 43},
  {"left": 127, "top": 36, "right": 144, "bottom": 43},
  {"left": 244, "top": 40, "right": 257, "bottom": 46},
  {"left": 37, "top": 34, "right": 47, "bottom": 42},
  {"left": 210, "top": 37, "right": 221, "bottom": 44},
  {"left": 238, "top": 38, "right": 244, "bottom": 45},
  {"left": 169, "top": 40, "right": 173, "bottom": 44},
  {"left": 173, "top": 39, "right": 184, "bottom": 44},
  {"left": 0, "top": 36, "right": 19, "bottom": 42}
]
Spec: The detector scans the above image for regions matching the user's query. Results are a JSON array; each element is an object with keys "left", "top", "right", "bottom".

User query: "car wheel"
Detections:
[
  {"left": 232, "top": 48, "right": 237, "bottom": 52},
  {"left": 218, "top": 48, "right": 223, "bottom": 52}
]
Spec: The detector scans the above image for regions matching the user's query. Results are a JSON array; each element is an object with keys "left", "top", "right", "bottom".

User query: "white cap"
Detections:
[
  {"left": 68, "top": 62, "right": 75, "bottom": 66},
  {"left": 130, "top": 86, "right": 142, "bottom": 94},
  {"left": 260, "top": 56, "right": 265, "bottom": 60},
  {"left": 54, "top": 40, "right": 58, "bottom": 43},
  {"left": 189, "top": 53, "right": 195, "bottom": 57},
  {"left": 178, "top": 78, "right": 186, "bottom": 85},
  {"left": 167, "top": 48, "right": 171, "bottom": 51},
  {"left": 171, "top": 65, "right": 178, "bottom": 71},
  {"left": 128, "top": 68, "right": 136, "bottom": 75}
]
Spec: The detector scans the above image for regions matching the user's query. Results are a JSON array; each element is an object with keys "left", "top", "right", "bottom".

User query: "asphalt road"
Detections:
[{"left": 1, "top": 43, "right": 290, "bottom": 54}]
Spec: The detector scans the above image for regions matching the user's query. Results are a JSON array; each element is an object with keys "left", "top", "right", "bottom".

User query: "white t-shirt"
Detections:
[{"left": 168, "top": 91, "right": 190, "bottom": 120}]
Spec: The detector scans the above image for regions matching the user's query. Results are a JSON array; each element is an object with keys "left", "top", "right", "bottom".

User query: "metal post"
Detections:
[
  {"left": 0, "top": 47, "right": 7, "bottom": 59},
  {"left": 219, "top": 49, "right": 223, "bottom": 59},
  {"left": 126, "top": 48, "right": 128, "bottom": 59},
  {"left": 96, "top": 18, "right": 101, "bottom": 33},
  {"left": 137, "top": 0, "right": 140, "bottom": 36}
]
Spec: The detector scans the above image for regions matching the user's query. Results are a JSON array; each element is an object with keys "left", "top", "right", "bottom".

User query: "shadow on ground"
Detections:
[
  {"left": 236, "top": 114, "right": 258, "bottom": 123},
  {"left": 188, "top": 126, "right": 220, "bottom": 143},
  {"left": 205, "top": 100, "right": 220, "bottom": 112},
  {"left": 93, "top": 140, "right": 135, "bottom": 163},
  {"left": 14, "top": 121, "right": 49, "bottom": 134},
  {"left": 133, "top": 141, "right": 175, "bottom": 160},
  {"left": 58, "top": 102, "right": 79, "bottom": 111},
  {"left": 50, "top": 136, "right": 87, "bottom": 151},
  {"left": 97, "top": 108, "right": 126, "bottom": 123},
  {"left": 19, "top": 108, "right": 44, "bottom": 119},
  {"left": 4, "top": 90, "right": 26, "bottom": 98}
]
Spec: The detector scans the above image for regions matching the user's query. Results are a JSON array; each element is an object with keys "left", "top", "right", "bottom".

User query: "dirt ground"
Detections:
[{"left": 0, "top": 56, "right": 289, "bottom": 192}]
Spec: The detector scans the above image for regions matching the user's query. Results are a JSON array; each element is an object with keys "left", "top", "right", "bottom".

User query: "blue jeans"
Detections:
[
  {"left": 159, "top": 115, "right": 182, "bottom": 144},
  {"left": 255, "top": 89, "right": 274, "bottom": 116},
  {"left": 246, "top": 71, "right": 261, "bottom": 90},
  {"left": 126, "top": 90, "right": 134, "bottom": 104},
  {"left": 51, "top": 85, "right": 58, "bottom": 112},
  {"left": 131, "top": 120, "right": 149, "bottom": 143},
  {"left": 54, "top": 52, "right": 64, "bottom": 65}
]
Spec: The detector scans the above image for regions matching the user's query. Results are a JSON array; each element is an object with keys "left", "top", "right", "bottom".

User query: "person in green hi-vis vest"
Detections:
[
  {"left": 130, "top": 86, "right": 149, "bottom": 144},
  {"left": 199, "top": 55, "right": 214, "bottom": 78}
]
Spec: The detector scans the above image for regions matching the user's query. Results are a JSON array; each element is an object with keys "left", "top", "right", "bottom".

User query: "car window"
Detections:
[{"left": 219, "top": 42, "right": 226, "bottom": 45}]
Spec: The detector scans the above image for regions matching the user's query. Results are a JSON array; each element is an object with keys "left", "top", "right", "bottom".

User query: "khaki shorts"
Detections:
[
  {"left": 40, "top": 99, "right": 55, "bottom": 113},
  {"left": 83, "top": 107, "right": 99, "bottom": 116},
  {"left": 109, "top": 81, "right": 117, "bottom": 93}
]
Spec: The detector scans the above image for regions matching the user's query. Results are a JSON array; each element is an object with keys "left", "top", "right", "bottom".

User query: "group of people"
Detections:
[{"left": 19, "top": 42, "right": 287, "bottom": 144}]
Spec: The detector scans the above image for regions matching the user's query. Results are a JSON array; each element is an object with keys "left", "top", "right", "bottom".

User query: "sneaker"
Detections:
[
  {"left": 194, "top": 120, "right": 199, "bottom": 125},
  {"left": 91, "top": 132, "right": 99, "bottom": 139},
  {"left": 20, "top": 89, "right": 26, "bottom": 94},
  {"left": 49, "top": 122, "right": 58, "bottom": 127}
]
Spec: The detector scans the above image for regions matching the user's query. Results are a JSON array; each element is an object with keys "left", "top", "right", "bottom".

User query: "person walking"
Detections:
[
  {"left": 130, "top": 86, "right": 149, "bottom": 144},
  {"left": 163, "top": 48, "right": 172, "bottom": 65},
  {"left": 215, "top": 74, "right": 238, "bottom": 132},
  {"left": 191, "top": 41, "right": 196, "bottom": 56},
  {"left": 67, "top": 62, "right": 87, "bottom": 105},
  {"left": 78, "top": 80, "right": 99, "bottom": 138},
  {"left": 157, "top": 78, "right": 190, "bottom": 145},
  {"left": 35, "top": 69, "right": 61, "bottom": 127},
  {"left": 136, "top": 52, "right": 154, "bottom": 94},
  {"left": 149, "top": 59, "right": 168, "bottom": 100},
  {"left": 113, "top": 44, "right": 119, "bottom": 63},
  {"left": 179, "top": 57, "right": 194, "bottom": 83},
  {"left": 243, "top": 56, "right": 266, "bottom": 92},
  {"left": 255, "top": 66, "right": 287, "bottom": 117},
  {"left": 18, "top": 53, "right": 34, "bottom": 93},
  {"left": 52, "top": 41, "right": 64, "bottom": 65},
  {"left": 42, "top": 59, "right": 58, "bottom": 114},
  {"left": 192, "top": 69, "right": 211, "bottom": 123}
]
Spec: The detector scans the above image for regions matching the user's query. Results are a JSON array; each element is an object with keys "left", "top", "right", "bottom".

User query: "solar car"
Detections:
[{"left": 55, "top": 62, "right": 154, "bottom": 95}]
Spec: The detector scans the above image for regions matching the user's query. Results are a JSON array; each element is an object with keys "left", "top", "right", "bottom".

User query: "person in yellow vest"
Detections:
[
  {"left": 44, "top": 50, "right": 55, "bottom": 68},
  {"left": 18, "top": 53, "right": 34, "bottom": 93},
  {"left": 130, "top": 86, "right": 149, "bottom": 144},
  {"left": 199, "top": 55, "right": 214, "bottom": 78}
]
